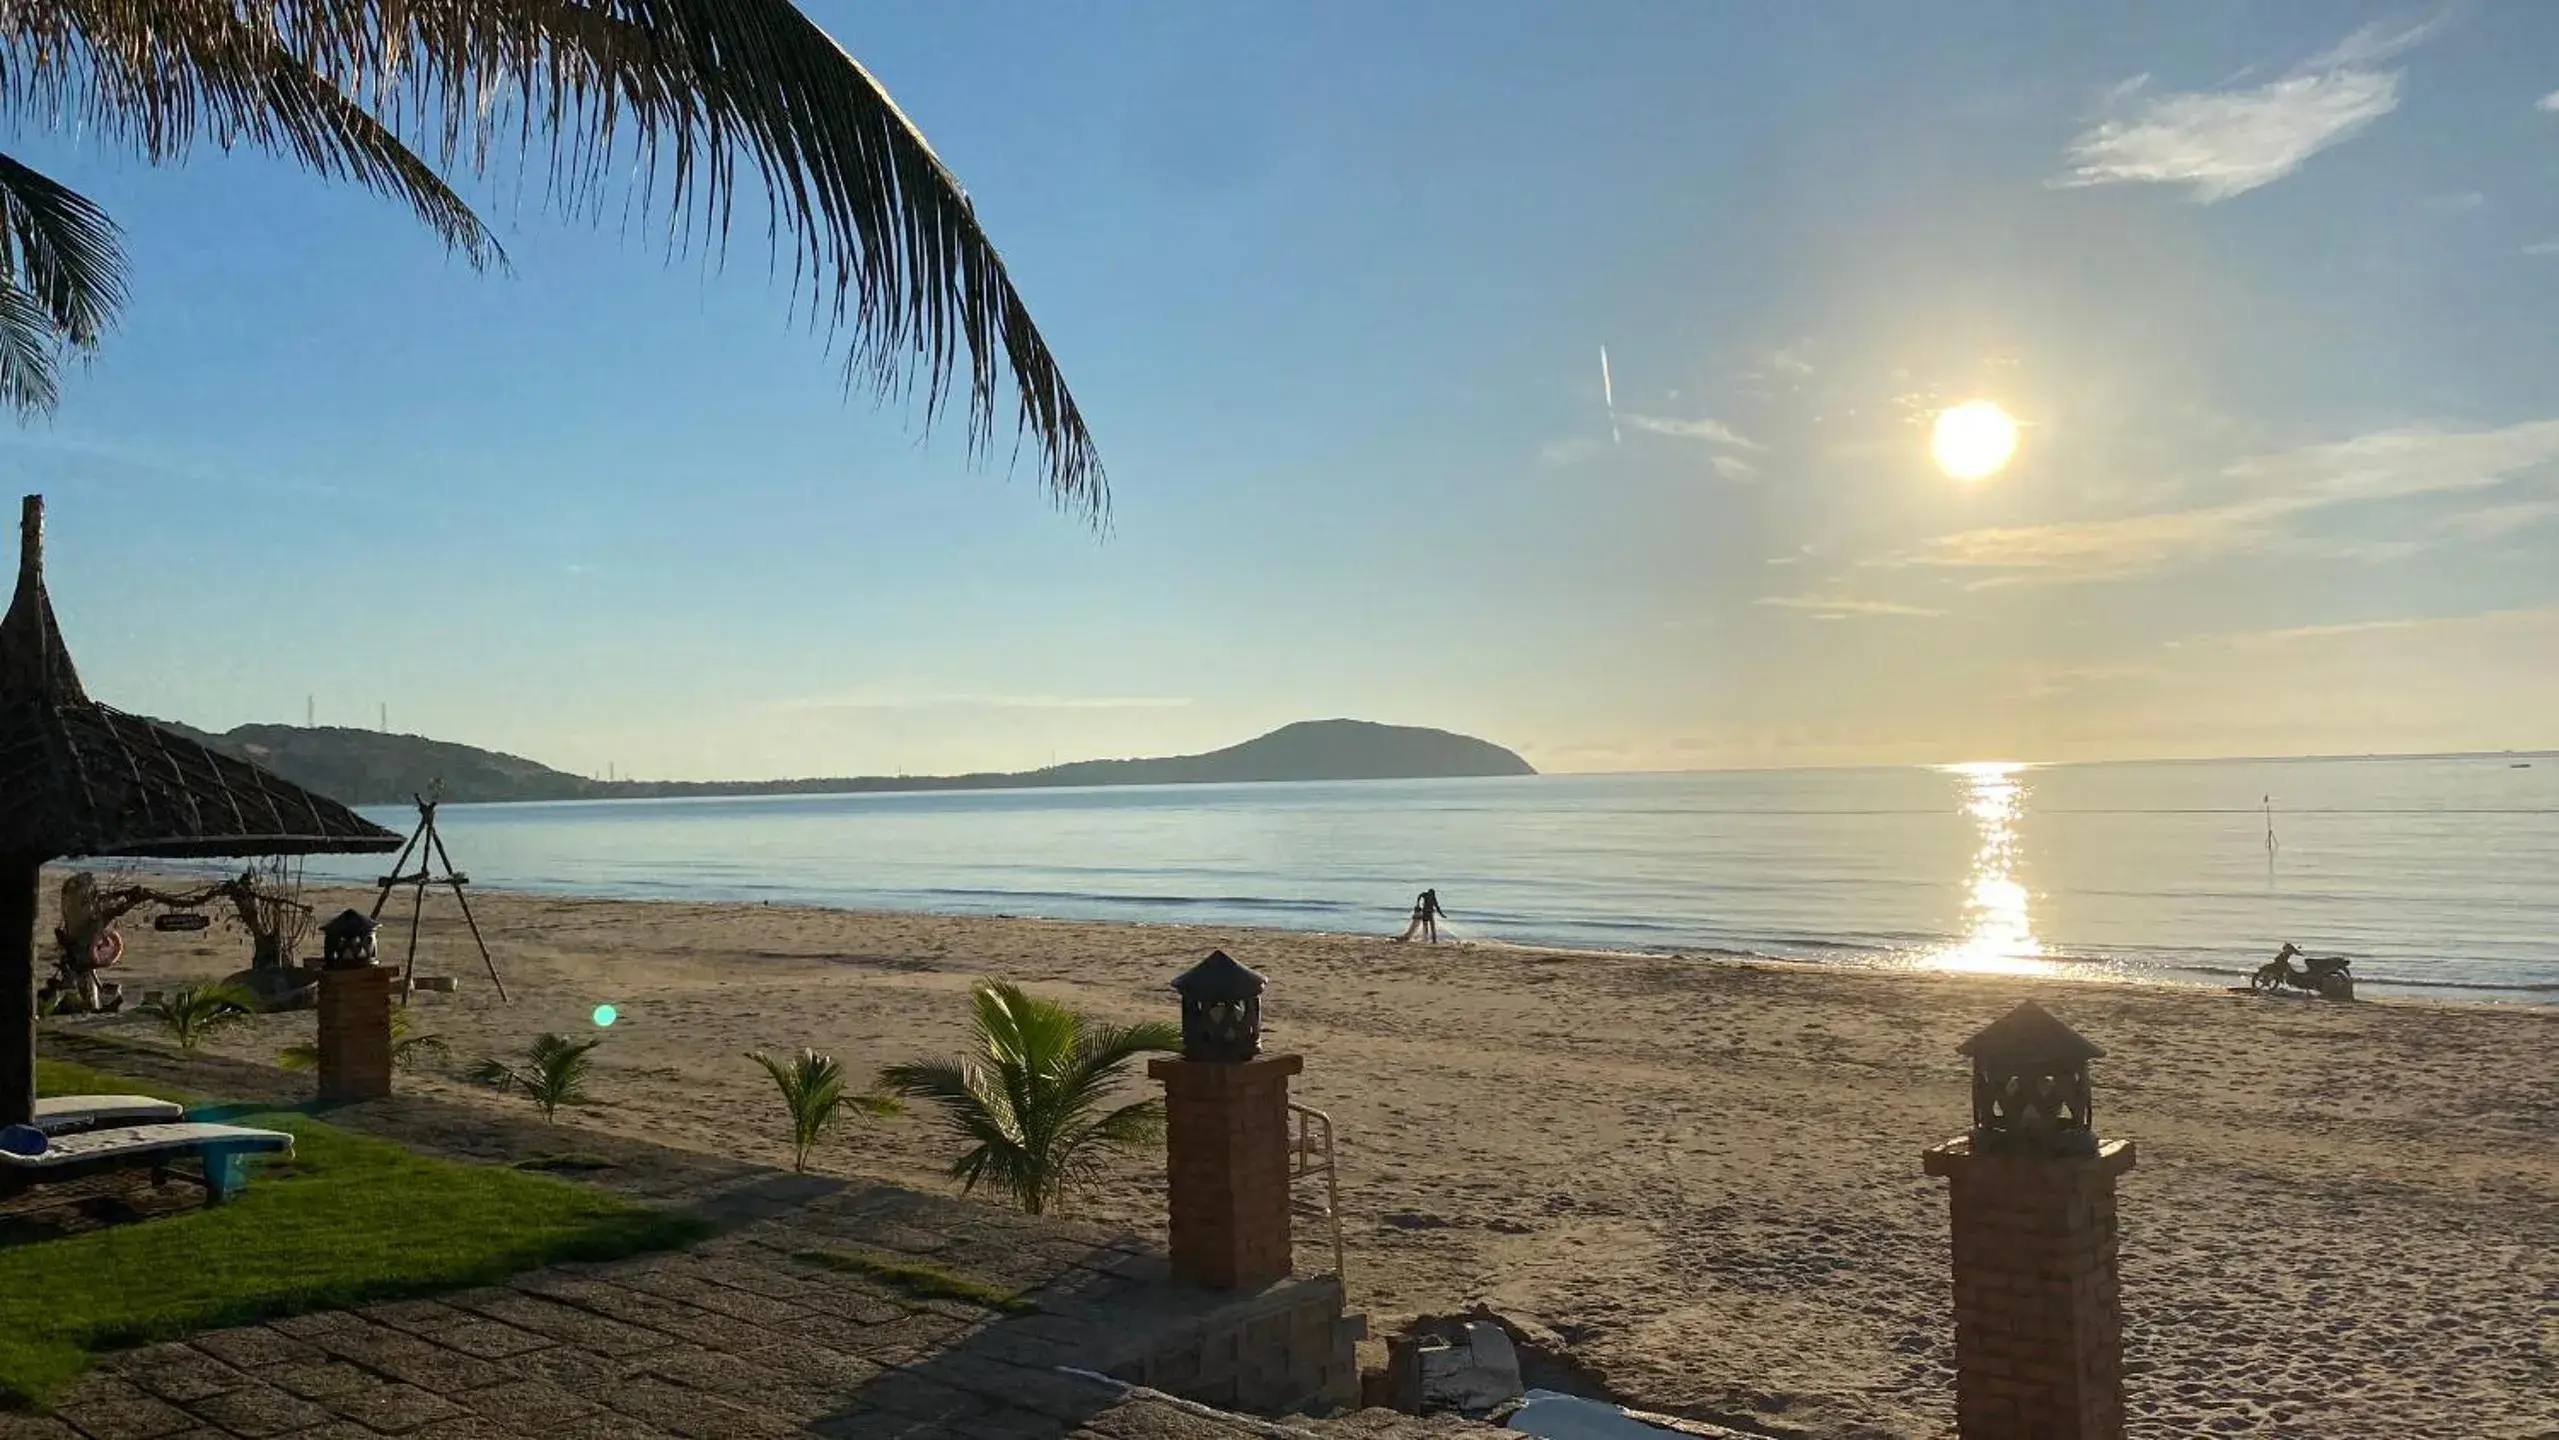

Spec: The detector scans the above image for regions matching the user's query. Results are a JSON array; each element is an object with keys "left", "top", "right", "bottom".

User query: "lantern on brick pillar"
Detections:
[
  {"left": 320, "top": 910, "right": 378, "bottom": 971},
  {"left": 1172, "top": 950, "right": 1263, "bottom": 1063},
  {"left": 1959, "top": 1000, "right": 2103, "bottom": 1157}
]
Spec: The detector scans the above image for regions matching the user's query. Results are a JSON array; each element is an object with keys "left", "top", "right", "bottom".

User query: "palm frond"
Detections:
[
  {"left": 0, "top": 151, "right": 123, "bottom": 351},
  {"left": 0, "top": 6, "right": 505, "bottom": 274},
  {"left": 0, "top": 276, "right": 62, "bottom": 413},
  {"left": 4, "top": 0, "right": 1102, "bottom": 515},
  {"left": 884, "top": 981, "right": 1175, "bottom": 1215},
  {"left": 137, "top": 980, "right": 259, "bottom": 1051}
]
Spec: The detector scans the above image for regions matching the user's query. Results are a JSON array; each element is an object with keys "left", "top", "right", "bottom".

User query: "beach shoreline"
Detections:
[{"left": 49, "top": 878, "right": 2559, "bottom": 1438}]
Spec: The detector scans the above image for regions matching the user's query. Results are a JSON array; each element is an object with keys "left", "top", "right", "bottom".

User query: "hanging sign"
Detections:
[{"left": 152, "top": 912, "right": 212, "bottom": 933}]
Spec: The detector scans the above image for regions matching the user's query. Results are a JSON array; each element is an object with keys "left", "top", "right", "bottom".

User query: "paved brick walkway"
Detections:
[{"left": 10, "top": 1035, "right": 1470, "bottom": 1440}]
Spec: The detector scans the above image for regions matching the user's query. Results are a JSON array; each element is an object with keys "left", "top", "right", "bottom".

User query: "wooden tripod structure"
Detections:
[{"left": 370, "top": 794, "right": 507, "bottom": 1002}]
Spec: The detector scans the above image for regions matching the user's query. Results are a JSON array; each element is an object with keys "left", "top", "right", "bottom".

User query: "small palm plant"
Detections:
[
  {"left": 138, "top": 982, "right": 259, "bottom": 1051},
  {"left": 880, "top": 982, "right": 1181, "bottom": 1217},
  {"left": 469, "top": 1033, "right": 602, "bottom": 1123},
  {"left": 279, "top": 1006, "right": 448, "bottom": 1073},
  {"left": 748, "top": 1048, "right": 901, "bottom": 1173}
]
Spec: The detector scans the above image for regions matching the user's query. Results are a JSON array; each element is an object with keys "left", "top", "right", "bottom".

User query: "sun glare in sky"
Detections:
[{"left": 1930, "top": 401, "right": 2020, "bottom": 481}]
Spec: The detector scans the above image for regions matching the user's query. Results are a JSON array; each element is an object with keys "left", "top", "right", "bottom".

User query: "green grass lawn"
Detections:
[{"left": 2, "top": 1060, "right": 710, "bottom": 1408}]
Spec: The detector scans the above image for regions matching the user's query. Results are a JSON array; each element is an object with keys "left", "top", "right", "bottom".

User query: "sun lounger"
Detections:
[
  {"left": 31, "top": 1094, "right": 188, "bottom": 1135},
  {"left": 0, "top": 1121, "right": 293, "bottom": 1204}
]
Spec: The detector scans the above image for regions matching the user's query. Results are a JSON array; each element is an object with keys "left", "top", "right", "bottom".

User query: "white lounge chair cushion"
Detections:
[
  {"left": 0, "top": 1121, "right": 293, "bottom": 1170},
  {"left": 32, "top": 1094, "right": 188, "bottom": 1134}
]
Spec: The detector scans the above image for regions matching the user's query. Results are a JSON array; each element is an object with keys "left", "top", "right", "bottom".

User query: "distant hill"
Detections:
[{"left": 149, "top": 718, "right": 1535, "bottom": 807}]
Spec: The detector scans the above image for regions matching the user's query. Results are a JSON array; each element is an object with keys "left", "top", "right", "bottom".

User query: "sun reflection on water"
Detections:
[{"left": 1926, "top": 762, "right": 2059, "bottom": 976}]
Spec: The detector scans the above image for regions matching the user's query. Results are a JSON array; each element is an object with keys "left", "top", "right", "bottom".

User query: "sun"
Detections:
[{"left": 1930, "top": 400, "right": 2019, "bottom": 481}]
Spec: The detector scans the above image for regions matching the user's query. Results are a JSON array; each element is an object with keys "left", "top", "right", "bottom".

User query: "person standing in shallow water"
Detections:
[{"left": 1396, "top": 888, "right": 1447, "bottom": 944}]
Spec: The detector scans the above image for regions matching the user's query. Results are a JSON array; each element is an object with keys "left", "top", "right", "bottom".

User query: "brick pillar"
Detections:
[
  {"left": 1150, "top": 1053, "right": 1300, "bottom": 1290},
  {"left": 1923, "top": 1135, "right": 2137, "bottom": 1440},
  {"left": 315, "top": 964, "right": 394, "bottom": 1102}
]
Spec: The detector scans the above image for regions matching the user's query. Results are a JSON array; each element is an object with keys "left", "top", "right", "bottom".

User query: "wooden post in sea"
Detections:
[{"left": 1923, "top": 1002, "right": 2136, "bottom": 1440}]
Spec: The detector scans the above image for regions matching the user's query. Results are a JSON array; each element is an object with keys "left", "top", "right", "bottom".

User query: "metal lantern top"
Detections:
[
  {"left": 320, "top": 909, "right": 379, "bottom": 970},
  {"left": 1957, "top": 1000, "right": 2104, "bottom": 1157},
  {"left": 1171, "top": 949, "right": 1264, "bottom": 1063}
]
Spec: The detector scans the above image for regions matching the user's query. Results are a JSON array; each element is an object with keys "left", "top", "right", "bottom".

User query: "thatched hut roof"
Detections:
[{"left": 0, "top": 495, "right": 401, "bottom": 861}]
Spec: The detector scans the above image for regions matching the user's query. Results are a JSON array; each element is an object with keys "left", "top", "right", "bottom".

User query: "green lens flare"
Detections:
[{"left": 592, "top": 1004, "right": 618, "bottom": 1028}]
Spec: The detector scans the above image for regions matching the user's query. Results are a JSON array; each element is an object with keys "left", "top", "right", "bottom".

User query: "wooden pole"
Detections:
[
  {"left": 367, "top": 815, "right": 424, "bottom": 923},
  {"left": 426, "top": 824, "right": 506, "bottom": 1002},
  {"left": 1, "top": 855, "right": 42, "bottom": 1128}
]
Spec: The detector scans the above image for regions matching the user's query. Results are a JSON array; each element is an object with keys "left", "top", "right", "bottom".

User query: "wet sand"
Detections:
[{"left": 58, "top": 882, "right": 2559, "bottom": 1438}]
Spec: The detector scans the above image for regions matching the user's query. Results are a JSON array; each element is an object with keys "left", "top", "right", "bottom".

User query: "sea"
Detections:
[{"left": 290, "top": 753, "right": 2558, "bottom": 1005}]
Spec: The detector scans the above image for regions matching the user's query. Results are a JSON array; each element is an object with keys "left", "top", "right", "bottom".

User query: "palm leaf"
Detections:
[
  {"left": 0, "top": 6, "right": 505, "bottom": 272},
  {"left": 883, "top": 981, "right": 1178, "bottom": 1215},
  {"left": 1, "top": 1, "right": 1102, "bottom": 515},
  {"left": 0, "top": 151, "right": 123, "bottom": 413},
  {"left": 136, "top": 980, "right": 258, "bottom": 1051}
]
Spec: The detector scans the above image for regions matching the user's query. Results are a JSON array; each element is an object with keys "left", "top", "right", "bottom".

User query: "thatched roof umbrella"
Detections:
[{"left": 0, "top": 495, "right": 401, "bottom": 1126}]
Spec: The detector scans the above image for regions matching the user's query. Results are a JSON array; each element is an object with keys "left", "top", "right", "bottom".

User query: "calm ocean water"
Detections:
[{"left": 301, "top": 754, "right": 2559, "bottom": 1003}]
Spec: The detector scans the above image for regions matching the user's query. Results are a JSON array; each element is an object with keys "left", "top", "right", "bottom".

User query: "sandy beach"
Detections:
[{"left": 53, "top": 881, "right": 2559, "bottom": 1439}]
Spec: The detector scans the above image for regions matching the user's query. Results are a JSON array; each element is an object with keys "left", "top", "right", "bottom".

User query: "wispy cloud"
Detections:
[
  {"left": 2057, "top": 19, "right": 2439, "bottom": 200},
  {"left": 1711, "top": 454, "right": 1755, "bottom": 480},
  {"left": 2431, "top": 497, "right": 2559, "bottom": 540},
  {"left": 774, "top": 693, "right": 1195, "bottom": 713},
  {"left": 2539, "top": 90, "right": 2559, "bottom": 113},
  {"left": 1754, "top": 595, "right": 1944, "bottom": 620},
  {"left": 1622, "top": 413, "right": 1761, "bottom": 449},
  {"left": 1879, "top": 420, "right": 2559, "bottom": 584}
]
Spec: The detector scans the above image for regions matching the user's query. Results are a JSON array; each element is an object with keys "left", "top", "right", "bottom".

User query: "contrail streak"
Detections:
[{"left": 1600, "top": 345, "right": 1621, "bottom": 445}]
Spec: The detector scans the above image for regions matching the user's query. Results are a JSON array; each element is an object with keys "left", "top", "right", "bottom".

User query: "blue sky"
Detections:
[{"left": 10, "top": 1, "right": 2559, "bottom": 777}]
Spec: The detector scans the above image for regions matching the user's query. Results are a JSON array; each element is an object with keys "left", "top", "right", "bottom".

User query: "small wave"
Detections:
[{"left": 915, "top": 886, "right": 1353, "bottom": 915}]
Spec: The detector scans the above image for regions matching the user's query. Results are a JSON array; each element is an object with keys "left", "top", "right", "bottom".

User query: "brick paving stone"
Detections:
[
  {"left": 357, "top": 1301, "right": 476, "bottom": 1336},
  {"left": 184, "top": 1327, "right": 315, "bottom": 1373},
  {"left": 918, "top": 1353, "right": 1124, "bottom": 1423},
  {"left": 640, "top": 1349, "right": 845, "bottom": 1421},
  {"left": 773, "top": 1273, "right": 909, "bottom": 1326},
  {"left": 48, "top": 1389, "right": 195, "bottom": 1440},
  {"left": 428, "top": 1322, "right": 551, "bottom": 1361},
  {"left": 302, "top": 1331, "right": 513, "bottom": 1394},
  {"left": 955, "top": 1325, "right": 1096, "bottom": 1372},
  {"left": 531, "top": 1417, "right": 682, "bottom": 1440},
  {"left": 680, "top": 1255, "right": 830, "bottom": 1303},
  {"left": 589, "top": 1377, "right": 805, "bottom": 1440},
  {"left": 857, "top": 1313, "right": 980, "bottom": 1366},
  {"left": 447, "top": 1295, "right": 668, "bottom": 1359},
  {"left": 263, "top": 1361, "right": 380, "bottom": 1402},
  {"left": 448, "top": 1378, "right": 602, "bottom": 1428},
  {"left": 112, "top": 1344, "right": 250, "bottom": 1405},
  {"left": 956, "top": 1407, "right": 1089, "bottom": 1440},
  {"left": 526, "top": 1283, "right": 779, "bottom": 1353},
  {"left": 488, "top": 1346, "right": 630, "bottom": 1402},
  {"left": 851, "top": 1369, "right": 991, "bottom": 1426},
  {"left": 0, "top": 1415, "right": 84, "bottom": 1439},
  {"left": 772, "top": 1308, "right": 908, "bottom": 1356},
  {"left": 402, "top": 1421, "right": 524, "bottom": 1440},
  {"left": 739, "top": 1337, "right": 884, "bottom": 1394},
  {"left": 180, "top": 1381, "right": 334, "bottom": 1437},
  {"left": 325, "top": 1381, "right": 468, "bottom": 1434},
  {"left": 275, "top": 1425, "right": 397, "bottom": 1440},
  {"left": 266, "top": 1312, "right": 374, "bottom": 1343},
  {"left": 612, "top": 1267, "right": 812, "bottom": 1326}
]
